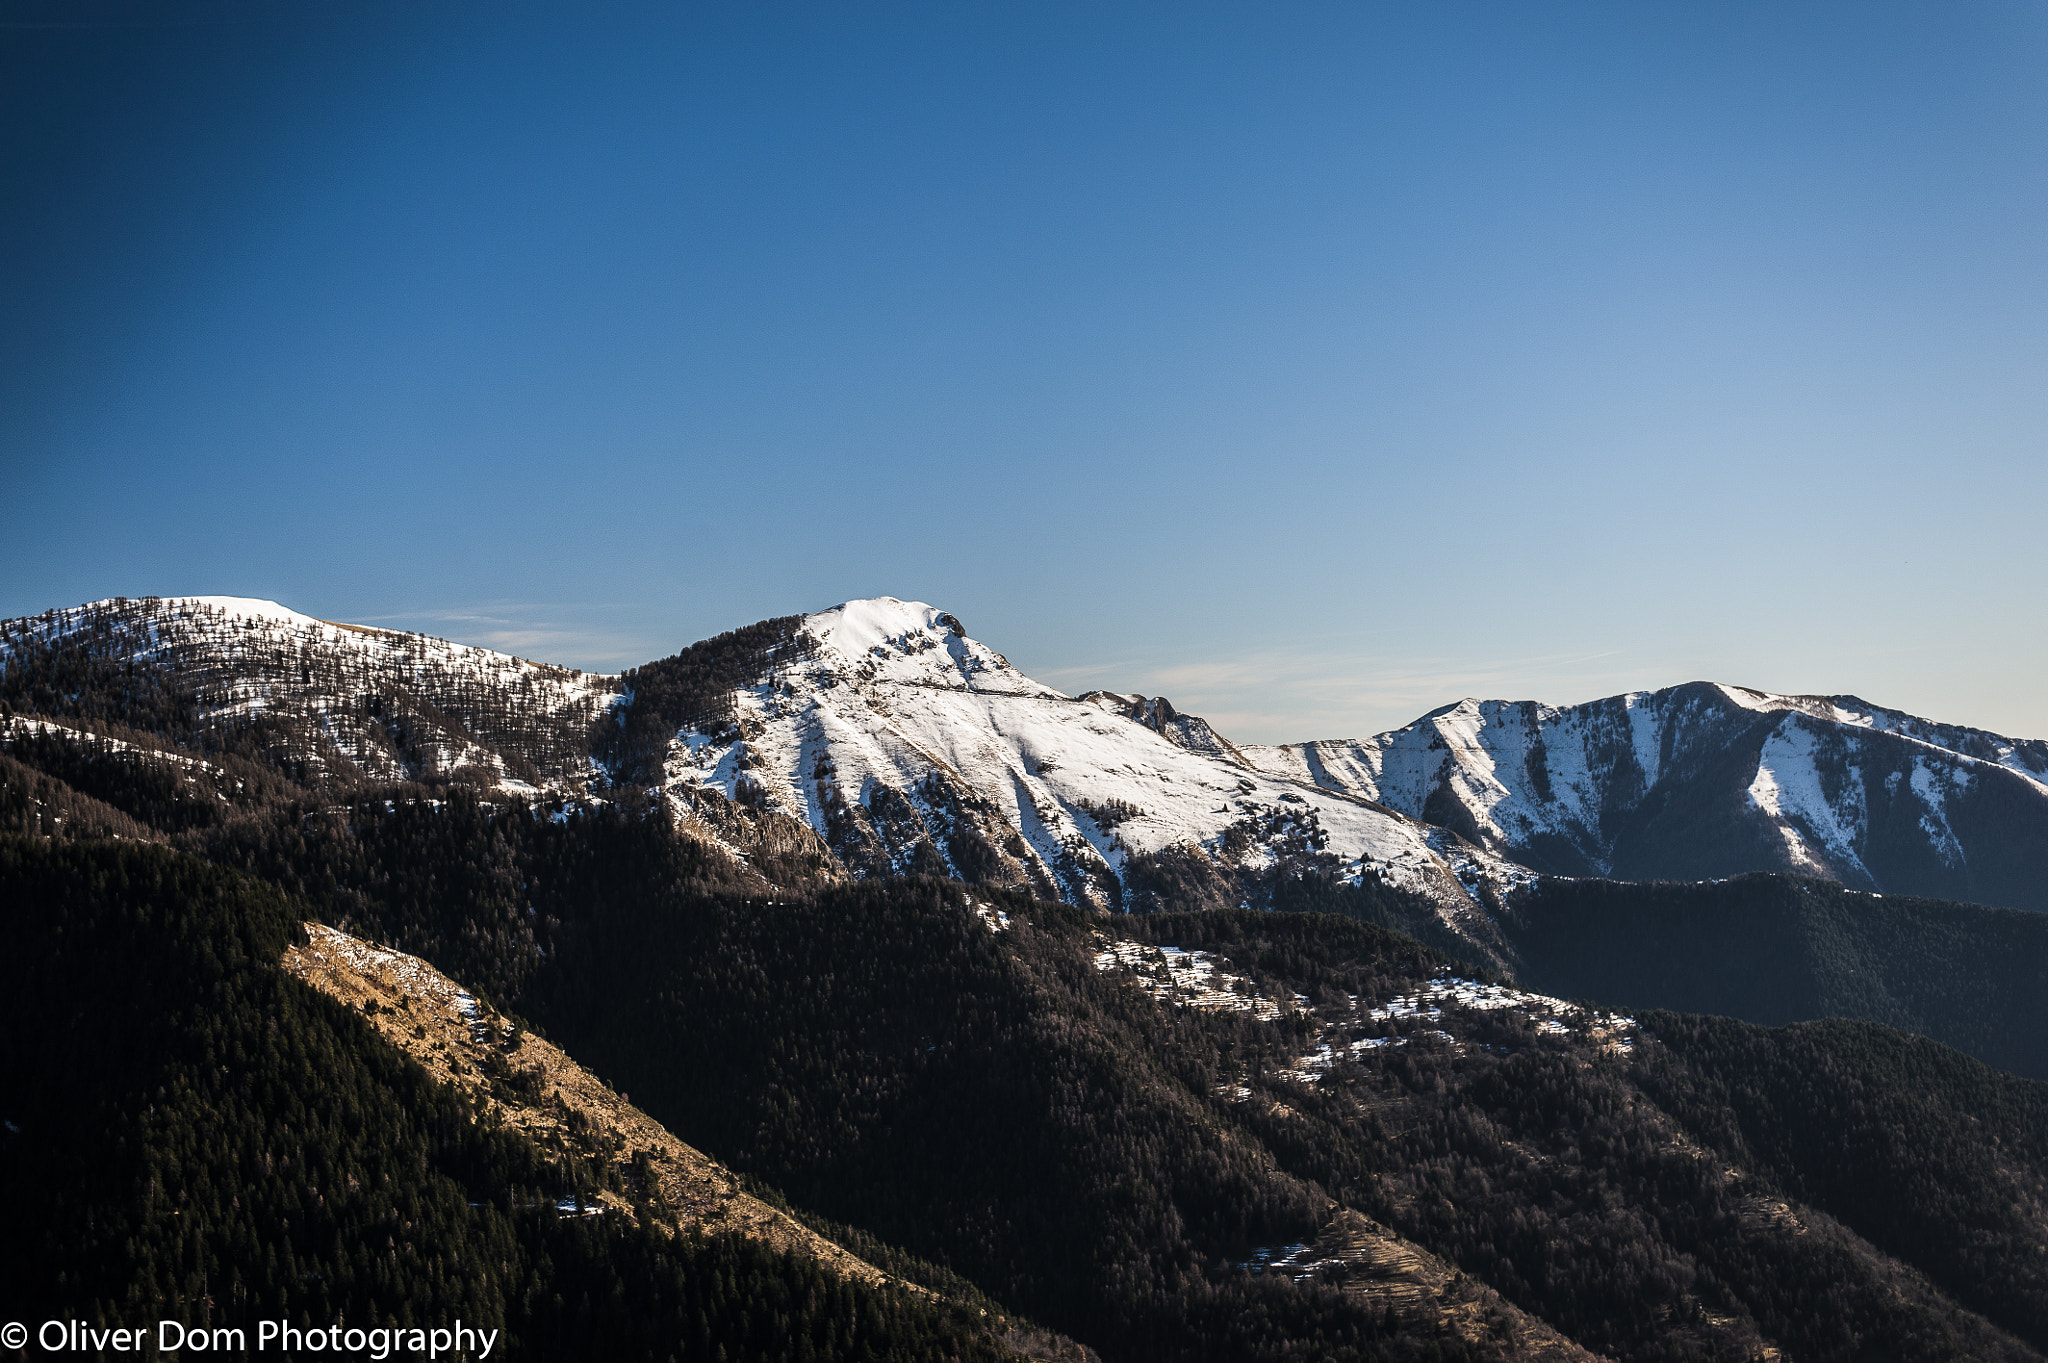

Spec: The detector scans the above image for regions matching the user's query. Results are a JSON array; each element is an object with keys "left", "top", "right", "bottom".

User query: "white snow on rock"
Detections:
[
  {"left": 1239, "top": 679, "right": 2046, "bottom": 894},
  {"left": 1091, "top": 934, "right": 1288, "bottom": 1020},
  {"left": 1283, "top": 974, "right": 1637, "bottom": 1083},
  {"left": 1, "top": 595, "right": 620, "bottom": 793},
  {"left": 1744, "top": 722, "right": 1868, "bottom": 880},
  {"left": 180, "top": 596, "right": 337, "bottom": 631},
  {"left": 1908, "top": 757, "right": 1970, "bottom": 867},
  {"left": 659, "top": 597, "right": 1491, "bottom": 914},
  {"left": 1090, "top": 931, "right": 1641, "bottom": 1086}
]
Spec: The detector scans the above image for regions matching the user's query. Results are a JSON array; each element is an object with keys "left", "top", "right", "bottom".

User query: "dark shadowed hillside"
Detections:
[{"left": 1499, "top": 873, "right": 2048, "bottom": 1080}]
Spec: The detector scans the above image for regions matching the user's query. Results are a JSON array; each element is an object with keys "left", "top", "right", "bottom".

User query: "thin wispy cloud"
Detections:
[
  {"left": 1035, "top": 644, "right": 1661, "bottom": 745},
  {"left": 353, "top": 603, "right": 657, "bottom": 674}
]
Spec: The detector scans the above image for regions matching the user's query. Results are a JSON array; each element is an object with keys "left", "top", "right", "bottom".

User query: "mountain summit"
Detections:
[
  {"left": 1244, "top": 681, "right": 2048, "bottom": 910},
  {"left": 626, "top": 596, "right": 1496, "bottom": 923}
]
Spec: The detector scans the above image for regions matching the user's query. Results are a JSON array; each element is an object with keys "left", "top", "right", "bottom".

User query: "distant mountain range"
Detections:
[
  {"left": 7, "top": 592, "right": 2043, "bottom": 922},
  {"left": 1248, "top": 683, "right": 2048, "bottom": 911}
]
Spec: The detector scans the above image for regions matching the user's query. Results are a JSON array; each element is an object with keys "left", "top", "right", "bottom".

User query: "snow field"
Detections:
[
  {"left": 1745, "top": 719, "right": 1869, "bottom": 879},
  {"left": 662, "top": 598, "right": 1483, "bottom": 911}
]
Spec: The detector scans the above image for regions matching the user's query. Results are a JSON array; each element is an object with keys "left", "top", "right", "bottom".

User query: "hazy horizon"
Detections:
[{"left": 9, "top": 587, "right": 2036, "bottom": 749}]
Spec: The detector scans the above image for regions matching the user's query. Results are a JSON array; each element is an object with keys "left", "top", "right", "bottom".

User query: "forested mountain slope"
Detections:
[
  {"left": 9, "top": 748, "right": 2048, "bottom": 1358},
  {"left": 282, "top": 920, "right": 909, "bottom": 1292},
  {"left": 0, "top": 595, "right": 618, "bottom": 793},
  {"left": 498, "top": 876, "right": 2048, "bottom": 1362},
  {"left": 0, "top": 837, "right": 1027, "bottom": 1361},
  {"left": 1499, "top": 873, "right": 2048, "bottom": 1080}
]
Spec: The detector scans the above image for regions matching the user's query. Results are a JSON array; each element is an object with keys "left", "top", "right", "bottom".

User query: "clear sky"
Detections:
[{"left": 5, "top": 1, "right": 2045, "bottom": 743}]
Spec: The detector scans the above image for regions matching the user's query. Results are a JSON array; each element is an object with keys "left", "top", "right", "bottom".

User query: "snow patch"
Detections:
[
  {"left": 1091, "top": 935, "right": 1286, "bottom": 1021},
  {"left": 1910, "top": 758, "right": 1969, "bottom": 868}
]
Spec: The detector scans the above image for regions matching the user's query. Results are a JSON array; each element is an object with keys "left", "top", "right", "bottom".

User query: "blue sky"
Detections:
[{"left": 5, "top": 1, "right": 2045, "bottom": 742}]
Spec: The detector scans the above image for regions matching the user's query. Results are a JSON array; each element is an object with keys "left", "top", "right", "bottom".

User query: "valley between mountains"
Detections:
[{"left": 5, "top": 592, "right": 2048, "bottom": 1361}]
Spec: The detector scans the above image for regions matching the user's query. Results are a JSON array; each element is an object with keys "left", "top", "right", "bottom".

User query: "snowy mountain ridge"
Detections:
[
  {"left": 8, "top": 591, "right": 2046, "bottom": 921},
  {"left": 0, "top": 594, "right": 620, "bottom": 792},
  {"left": 1243, "top": 681, "right": 2048, "bottom": 910}
]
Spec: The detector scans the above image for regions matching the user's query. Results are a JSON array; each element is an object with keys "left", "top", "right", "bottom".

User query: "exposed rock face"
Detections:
[
  {"left": 1075, "top": 691, "right": 1251, "bottom": 766},
  {"left": 661, "top": 782, "right": 848, "bottom": 892}
]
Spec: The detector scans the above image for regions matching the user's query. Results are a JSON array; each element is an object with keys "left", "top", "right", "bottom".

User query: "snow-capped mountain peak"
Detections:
[
  {"left": 644, "top": 597, "right": 1497, "bottom": 926},
  {"left": 800, "top": 597, "right": 1055, "bottom": 697},
  {"left": 176, "top": 595, "right": 341, "bottom": 631}
]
